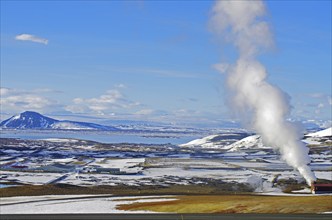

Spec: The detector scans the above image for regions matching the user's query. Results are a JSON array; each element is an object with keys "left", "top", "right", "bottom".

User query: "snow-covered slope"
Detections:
[
  {"left": 0, "top": 111, "right": 118, "bottom": 131},
  {"left": 226, "top": 135, "right": 270, "bottom": 152},
  {"left": 51, "top": 121, "right": 117, "bottom": 131},
  {"left": 50, "top": 122, "right": 95, "bottom": 130},
  {"left": 306, "top": 127, "right": 332, "bottom": 137},
  {"left": 180, "top": 133, "right": 272, "bottom": 152},
  {"left": 303, "top": 127, "right": 332, "bottom": 145},
  {"left": 180, "top": 133, "right": 250, "bottom": 150},
  {"left": 179, "top": 134, "right": 221, "bottom": 148}
]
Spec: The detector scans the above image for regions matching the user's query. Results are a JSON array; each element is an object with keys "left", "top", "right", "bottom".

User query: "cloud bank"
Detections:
[
  {"left": 65, "top": 89, "right": 140, "bottom": 116},
  {"left": 0, "top": 87, "right": 58, "bottom": 113},
  {"left": 15, "top": 34, "right": 49, "bottom": 45}
]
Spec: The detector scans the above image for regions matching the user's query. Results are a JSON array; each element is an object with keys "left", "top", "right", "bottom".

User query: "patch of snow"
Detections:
[
  {"left": 1, "top": 171, "right": 63, "bottom": 185},
  {"left": 0, "top": 195, "right": 176, "bottom": 214},
  {"left": 179, "top": 134, "right": 220, "bottom": 147},
  {"left": 180, "top": 134, "right": 271, "bottom": 152},
  {"left": 222, "top": 152, "right": 247, "bottom": 157},
  {"left": 52, "top": 158, "right": 77, "bottom": 163},
  {"left": 179, "top": 133, "right": 246, "bottom": 149},
  {"left": 292, "top": 188, "right": 311, "bottom": 193},
  {"left": 302, "top": 139, "right": 321, "bottom": 145},
  {"left": 89, "top": 158, "right": 145, "bottom": 170},
  {"left": 306, "top": 127, "right": 332, "bottom": 137},
  {"left": 0, "top": 194, "right": 113, "bottom": 204},
  {"left": 227, "top": 135, "right": 270, "bottom": 152},
  {"left": 40, "top": 138, "right": 79, "bottom": 143},
  {"left": 12, "top": 115, "right": 21, "bottom": 120},
  {"left": 315, "top": 171, "right": 332, "bottom": 180},
  {"left": 51, "top": 122, "right": 95, "bottom": 130}
]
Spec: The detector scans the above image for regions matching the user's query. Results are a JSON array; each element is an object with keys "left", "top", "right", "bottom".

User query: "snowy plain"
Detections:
[
  {"left": 0, "top": 127, "right": 331, "bottom": 214},
  {"left": 0, "top": 195, "right": 176, "bottom": 214}
]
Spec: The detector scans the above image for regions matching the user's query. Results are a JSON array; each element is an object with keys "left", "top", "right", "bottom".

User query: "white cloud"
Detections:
[
  {"left": 0, "top": 87, "right": 58, "bottom": 113},
  {"left": 65, "top": 89, "right": 140, "bottom": 115},
  {"left": 135, "top": 109, "right": 156, "bottom": 115},
  {"left": 308, "top": 93, "right": 325, "bottom": 98},
  {"left": 115, "top": 84, "right": 127, "bottom": 89},
  {"left": 3, "top": 95, "right": 52, "bottom": 109},
  {"left": 314, "top": 103, "right": 324, "bottom": 114},
  {"left": 143, "top": 68, "right": 202, "bottom": 78},
  {"left": 317, "top": 103, "right": 325, "bottom": 108},
  {"left": 32, "top": 88, "right": 62, "bottom": 93},
  {"left": 15, "top": 34, "right": 49, "bottom": 45},
  {"left": 96, "top": 66, "right": 203, "bottom": 79},
  {"left": 213, "top": 63, "right": 229, "bottom": 73},
  {"left": 307, "top": 93, "right": 332, "bottom": 107},
  {"left": 0, "top": 87, "right": 11, "bottom": 96}
]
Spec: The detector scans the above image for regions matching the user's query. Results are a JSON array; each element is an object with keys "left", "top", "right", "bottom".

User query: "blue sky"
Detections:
[{"left": 1, "top": 0, "right": 331, "bottom": 125}]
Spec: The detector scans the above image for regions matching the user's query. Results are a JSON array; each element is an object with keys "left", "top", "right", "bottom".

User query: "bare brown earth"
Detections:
[
  {"left": 0, "top": 183, "right": 253, "bottom": 197},
  {"left": 1, "top": 180, "right": 330, "bottom": 197},
  {"left": 118, "top": 195, "right": 332, "bottom": 213},
  {"left": 1, "top": 184, "right": 331, "bottom": 213}
]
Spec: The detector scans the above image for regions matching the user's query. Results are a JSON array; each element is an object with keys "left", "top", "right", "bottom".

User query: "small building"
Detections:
[
  {"left": 96, "top": 167, "right": 121, "bottom": 174},
  {"left": 81, "top": 166, "right": 121, "bottom": 174},
  {"left": 311, "top": 182, "right": 332, "bottom": 194},
  {"left": 82, "top": 167, "right": 97, "bottom": 173},
  {"left": 36, "top": 163, "right": 76, "bottom": 173}
]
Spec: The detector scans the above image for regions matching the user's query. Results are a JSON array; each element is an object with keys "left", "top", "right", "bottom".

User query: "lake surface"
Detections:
[
  {"left": 0, "top": 184, "right": 17, "bottom": 189},
  {"left": 0, "top": 130, "right": 202, "bottom": 145}
]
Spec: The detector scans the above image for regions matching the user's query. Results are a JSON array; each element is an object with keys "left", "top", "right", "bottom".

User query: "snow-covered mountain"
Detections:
[
  {"left": 0, "top": 111, "right": 57, "bottom": 129},
  {"left": 303, "top": 127, "right": 332, "bottom": 146},
  {"left": 181, "top": 128, "right": 332, "bottom": 152},
  {"left": 305, "top": 127, "right": 332, "bottom": 137},
  {"left": 180, "top": 133, "right": 274, "bottom": 152},
  {"left": 179, "top": 134, "right": 222, "bottom": 148},
  {"left": 301, "top": 119, "right": 332, "bottom": 130},
  {"left": 180, "top": 133, "right": 251, "bottom": 150},
  {"left": 0, "top": 111, "right": 118, "bottom": 131},
  {"left": 226, "top": 135, "right": 271, "bottom": 152}
]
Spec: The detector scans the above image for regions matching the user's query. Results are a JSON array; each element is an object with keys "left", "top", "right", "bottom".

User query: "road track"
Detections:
[{"left": 1, "top": 213, "right": 331, "bottom": 220}]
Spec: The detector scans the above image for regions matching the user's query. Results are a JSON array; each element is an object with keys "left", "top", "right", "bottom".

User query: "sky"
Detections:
[{"left": 0, "top": 0, "right": 331, "bottom": 125}]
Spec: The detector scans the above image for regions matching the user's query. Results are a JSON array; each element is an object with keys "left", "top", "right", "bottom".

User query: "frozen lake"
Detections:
[
  {"left": 0, "top": 130, "right": 202, "bottom": 145},
  {"left": 0, "top": 184, "right": 17, "bottom": 189}
]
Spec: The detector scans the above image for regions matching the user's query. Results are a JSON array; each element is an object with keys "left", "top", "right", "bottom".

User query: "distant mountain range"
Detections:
[
  {"left": 0, "top": 111, "right": 118, "bottom": 131},
  {"left": 2, "top": 111, "right": 331, "bottom": 134},
  {"left": 0, "top": 111, "right": 202, "bottom": 133},
  {"left": 180, "top": 127, "right": 331, "bottom": 151}
]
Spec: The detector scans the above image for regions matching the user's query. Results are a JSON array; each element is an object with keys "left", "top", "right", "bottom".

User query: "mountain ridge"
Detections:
[{"left": 0, "top": 111, "right": 118, "bottom": 131}]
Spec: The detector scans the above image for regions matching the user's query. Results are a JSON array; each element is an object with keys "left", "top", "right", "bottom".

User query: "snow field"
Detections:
[{"left": 0, "top": 195, "right": 177, "bottom": 214}]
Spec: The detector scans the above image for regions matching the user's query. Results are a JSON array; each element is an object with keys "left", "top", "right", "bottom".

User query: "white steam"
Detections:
[{"left": 210, "top": 0, "right": 316, "bottom": 186}]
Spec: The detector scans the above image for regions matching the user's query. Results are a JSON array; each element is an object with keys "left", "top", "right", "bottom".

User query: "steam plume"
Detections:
[{"left": 210, "top": 0, "right": 316, "bottom": 185}]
